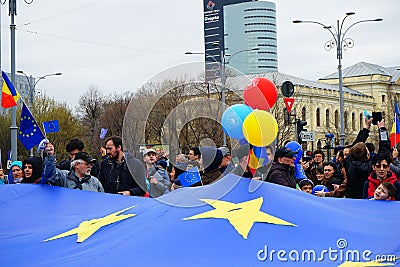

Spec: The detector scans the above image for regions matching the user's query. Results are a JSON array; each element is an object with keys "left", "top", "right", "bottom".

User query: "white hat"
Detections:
[{"left": 143, "top": 148, "right": 156, "bottom": 157}]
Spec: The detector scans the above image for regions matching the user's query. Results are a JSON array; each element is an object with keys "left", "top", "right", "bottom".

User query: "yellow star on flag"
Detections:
[
  {"left": 44, "top": 206, "right": 137, "bottom": 243},
  {"left": 183, "top": 197, "right": 296, "bottom": 239}
]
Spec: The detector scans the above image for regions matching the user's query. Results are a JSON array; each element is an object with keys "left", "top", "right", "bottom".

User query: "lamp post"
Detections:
[
  {"left": 6, "top": 0, "right": 34, "bottom": 161},
  {"left": 186, "top": 46, "right": 259, "bottom": 146},
  {"left": 293, "top": 13, "right": 382, "bottom": 147},
  {"left": 17, "top": 71, "right": 62, "bottom": 156}
]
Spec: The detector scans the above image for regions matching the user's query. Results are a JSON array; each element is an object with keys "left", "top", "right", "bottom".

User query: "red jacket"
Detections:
[{"left": 367, "top": 171, "right": 397, "bottom": 198}]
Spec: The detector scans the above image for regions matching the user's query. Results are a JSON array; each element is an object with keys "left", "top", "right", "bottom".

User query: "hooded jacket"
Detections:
[{"left": 21, "top": 157, "right": 43, "bottom": 184}]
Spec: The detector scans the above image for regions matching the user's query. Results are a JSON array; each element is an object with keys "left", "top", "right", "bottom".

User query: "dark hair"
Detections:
[
  {"left": 371, "top": 153, "right": 392, "bottom": 165},
  {"left": 66, "top": 138, "right": 84, "bottom": 152},
  {"left": 105, "top": 136, "right": 123, "bottom": 150},
  {"left": 313, "top": 149, "right": 325, "bottom": 160},
  {"left": 381, "top": 182, "right": 396, "bottom": 198},
  {"left": 322, "top": 162, "right": 337, "bottom": 172},
  {"left": 190, "top": 147, "right": 201, "bottom": 157},
  {"left": 299, "top": 178, "right": 314, "bottom": 188},
  {"left": 365, "top": 142, "right": 375, "bottom": 153},
  {"left": 315, "top": 166, "right": 324, "bottom": 175},
  {"left": 336, "top": 150, "right": 344, "bottom": 159}
]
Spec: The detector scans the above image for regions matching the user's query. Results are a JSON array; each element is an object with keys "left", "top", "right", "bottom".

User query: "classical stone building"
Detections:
[{"left": 227, "top": 61, "right": 400, "bottom": 151}]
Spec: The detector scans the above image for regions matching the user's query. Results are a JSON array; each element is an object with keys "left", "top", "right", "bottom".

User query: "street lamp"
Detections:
[
  {"left": 293, "top": 12, "right": 382, "bottom": 146},
  {"left": 17, "top": 70, "right": 62, "bottom": 156},
  {"left": 185, "top": 46, "right": 259, "bottom": 146}
]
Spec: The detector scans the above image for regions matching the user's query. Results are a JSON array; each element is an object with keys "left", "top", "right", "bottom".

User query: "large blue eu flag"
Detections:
[{"left": 18, "top": 102, "right": 45, "bottom": 150}]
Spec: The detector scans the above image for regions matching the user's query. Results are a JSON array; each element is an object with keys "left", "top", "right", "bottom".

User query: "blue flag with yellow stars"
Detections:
[
  {"left": 18, "top": 102, "right": 46, "bottom": 150},
  {"left": 178, "top": 166, "right": 202, "bottom": 187},
  {"left": 0, "top": 175, "right": 399, "bottom": 266}
]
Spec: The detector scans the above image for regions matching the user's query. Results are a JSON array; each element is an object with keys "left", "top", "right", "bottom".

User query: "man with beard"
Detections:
[
  {"left": 43, "top": 142, "right": 104, "bottom": 192},
  {"left": 99, "top": 136, "right": 145, "bottom": 196}
]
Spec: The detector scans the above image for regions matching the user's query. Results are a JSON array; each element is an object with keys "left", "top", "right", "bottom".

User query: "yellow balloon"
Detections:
[{"left": 242, "top": 110, "right": 278, "bottom": 147}]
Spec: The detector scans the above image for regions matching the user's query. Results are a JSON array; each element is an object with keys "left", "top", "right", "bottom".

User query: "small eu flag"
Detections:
[
  {"left": 18, "top": 103, "right": 46, "bottom": 150},
  {"left": 42, "top": 120, "right": 60, "bottom": 134},
  {"left": 99, "top": 128, "right": 108, "bottom": 139},
  {"left": 178, "top": 166, "right": 202, "bottom": 187}
]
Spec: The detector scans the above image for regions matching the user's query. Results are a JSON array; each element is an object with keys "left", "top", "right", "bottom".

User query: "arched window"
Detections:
[
  {"left": 359, "top": 113, "right": 363, "bottom": 130},
  {"left": 317, "top": 140, "right": 322, "bottom": 149},
  {"left": 352, "top": 112, "right": 355, "bottom": 131},
  {"left": 344, "top": 111, "right": 348, "bottom": 129},
  {"left": 335, "top": 110, "right": 339, "bottom": 128},
  {"left": 302, "top": 107, "right": 306, "bottom": 121},
  {"left": 283, "top": 108, "right": 289, "bottom": 125},
  {"left": 326, "top": 109, "right": 330, "bottom": 128},
  {"left": 316, "top": 108, "right": 321, "bottom": 127}
]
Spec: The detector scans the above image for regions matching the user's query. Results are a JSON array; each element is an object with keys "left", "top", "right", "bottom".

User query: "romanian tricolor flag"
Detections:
[
  {"left": 390, "top": 102, "right": 400, "bottom": 147},
  {"left": 1, "top": 71, "right": 20, "bottom": 108},
  {"left": 247, "top": 146, "right": 269, "bottom": 175}
]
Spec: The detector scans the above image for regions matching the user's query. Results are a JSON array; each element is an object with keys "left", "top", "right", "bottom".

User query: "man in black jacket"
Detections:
[
  {"left": 266, "top": 147, "right": 298, "bottom": 189},
  {"left": 99, "top": 136, "right": 146, "bottom": 196},
  {"left": 342, "top": 118, "right": 391, "bottom": 199}
]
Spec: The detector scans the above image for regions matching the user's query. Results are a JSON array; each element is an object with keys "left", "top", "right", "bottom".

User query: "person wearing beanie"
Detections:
[
  {"left": 21, "top": 157, "right": 43, "bottom": 184},
  {"left": 9, "top": 161, "right": 23, "bottom": 184},
  {"left": 200, "top": 146, "right": 224, "bottom": 185}
]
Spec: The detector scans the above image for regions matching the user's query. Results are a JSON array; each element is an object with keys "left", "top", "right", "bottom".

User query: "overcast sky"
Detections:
[{"left": 0, "top": 0, "right": 398, "bottom": 108}]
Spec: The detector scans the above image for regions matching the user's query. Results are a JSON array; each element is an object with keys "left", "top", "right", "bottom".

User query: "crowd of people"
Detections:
[{"left": 0, "top": 118, "right": 399, "bottom": 201}]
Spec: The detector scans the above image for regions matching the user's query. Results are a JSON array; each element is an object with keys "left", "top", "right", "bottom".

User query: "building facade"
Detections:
[
  {"left": 227, "top": 61, "right": 400, "bottom": 151},
  {"left": 224, "top": 1, "right": 277, "bottom": 74}
]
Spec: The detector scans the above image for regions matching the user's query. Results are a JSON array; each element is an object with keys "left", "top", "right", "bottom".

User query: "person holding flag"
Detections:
[{"left": 42, "top": 141, "right": 104, "bottom": 192}]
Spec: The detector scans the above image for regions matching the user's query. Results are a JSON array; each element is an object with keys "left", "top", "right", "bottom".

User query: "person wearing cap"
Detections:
[
  {"left": 143, "top": 148, "right": 171, "bottom": 198},
  {"left": 57, "top": 138, "right": 100, "bottom": 178},
  {"left": 43, "top": 142, "right": 104, "bottom": 192},
  {"left": 231, "top": 145, "right": 253, "bottom": 178},
  {"left": 9, "top": 161, "right": 24, "bottom": 184},
  {"left": 219, "top": 146, "right": 234, "bottom": 175},
  {"left": 265, "top": 147, "right": 298, "bottom": 189},
  {"left": 99, "top": 136, "right": 145, "bottom": 196},
  {"left": 199, "top": 146, "right": 224, "bottom": 185}
]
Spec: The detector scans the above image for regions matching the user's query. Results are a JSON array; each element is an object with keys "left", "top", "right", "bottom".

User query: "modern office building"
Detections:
[
  {"left": 224, "top": 1, "right": 277, "bottom": 74},
  {"left": 203, "top": 0, "right": 277, "bottom": 79}
]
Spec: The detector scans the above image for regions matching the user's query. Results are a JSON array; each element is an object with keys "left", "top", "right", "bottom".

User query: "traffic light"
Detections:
[{"left": 296, "top": 120, "right": 307, "bottom": 142}]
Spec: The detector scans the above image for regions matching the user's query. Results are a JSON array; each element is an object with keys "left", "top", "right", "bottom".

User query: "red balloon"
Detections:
[{"left": 243, "top": 77, "right": 278, "bottom": 111}]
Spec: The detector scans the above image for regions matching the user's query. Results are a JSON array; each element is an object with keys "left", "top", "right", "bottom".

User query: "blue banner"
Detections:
[{"left": 0, "top": 176, "right": 399, "bottom": 266}]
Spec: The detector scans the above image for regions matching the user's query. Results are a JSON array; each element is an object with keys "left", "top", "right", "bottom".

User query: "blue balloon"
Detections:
[
  {"left": 312, "top": 185, "right": 329, "bottom": 195},
  {"left": 285, "top": 141, "right": 303, "bottom": 164},
  {"left": 221, "top": 104, "right": 253, "bottom": 139},
  {"left": 239, "top": 138, "right": 248, "bottom": 145},
  {"left": 294, "top": 164, "right": 307, "bottom": 180}
]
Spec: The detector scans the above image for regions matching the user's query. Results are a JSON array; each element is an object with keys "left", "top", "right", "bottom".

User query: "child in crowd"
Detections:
[
  {"left": 371, "top": 182, "right": 396, "bottom": 201},
  {"left": 299, "top": 178, "right": 314, "bottom": 194}
]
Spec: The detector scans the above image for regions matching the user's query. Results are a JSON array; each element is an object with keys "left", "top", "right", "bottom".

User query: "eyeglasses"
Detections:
[{"left": 375, "top": 164, "right": 389, "bottom": 169}]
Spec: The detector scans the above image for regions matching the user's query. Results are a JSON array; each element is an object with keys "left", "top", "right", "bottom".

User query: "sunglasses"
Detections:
[{"left": 375, "top": 164, "right": 389, "bottom": 169}]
